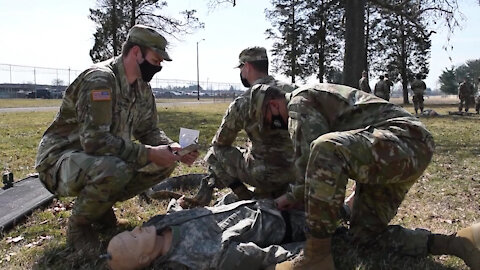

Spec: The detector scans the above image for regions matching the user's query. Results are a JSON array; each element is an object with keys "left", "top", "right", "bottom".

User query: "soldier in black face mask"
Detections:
[
  {"left": 34, "top": 24, "right": 200, "bottom": 251},
  {"left": 189, "top": 46, "right": 297, "bottom": 208},
  {"left": 127, "top": 25, "right": 171, "bottom": 83}
]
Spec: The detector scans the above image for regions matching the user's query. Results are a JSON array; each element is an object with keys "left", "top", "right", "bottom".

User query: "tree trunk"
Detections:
[
  {"left": 343, "top": 0, "right": 366, "bottom": 88},
  {"left": 111, "top": 0, "right": 118, "bottom": 56},
  {"left": 130, "top": 0, "right": 137, "bottom": 28},
  {"left": 290, "top": 0, "right": 296, "bottom": 84},
  {"left": 400, "top": 17, "right": 410, "bottom": 104},
  {"left": 364, "top": 3, "right": 370, "bottom": 73}
]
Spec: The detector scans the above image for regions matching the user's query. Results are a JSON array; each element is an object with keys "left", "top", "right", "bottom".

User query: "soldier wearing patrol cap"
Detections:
[
  {"left": 458, "top": 77, "right": 475, "bottom": 113},
  {"left": 411, "top": 73, "right": 427, "bottom": 115},
  {"left": 35, "top": 24, "right": 199, "bottom": 251},
  {"left": 246, "top": 83, "right": 479, "bottom": 270},
  {"left": 192, "top": 46, "right": 297, "bottom": 206}
]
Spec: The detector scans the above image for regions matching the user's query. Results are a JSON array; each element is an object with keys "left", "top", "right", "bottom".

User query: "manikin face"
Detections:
[{"left": 107, "top": 226, "right": 159, "bottom": 270}]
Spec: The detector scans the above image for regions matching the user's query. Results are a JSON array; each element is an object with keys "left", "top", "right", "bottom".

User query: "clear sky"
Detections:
[{"left": 0, "top": 0, "right": 479, "bottom": 90}]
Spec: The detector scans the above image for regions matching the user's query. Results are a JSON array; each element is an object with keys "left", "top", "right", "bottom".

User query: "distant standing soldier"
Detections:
[
  {"left": 358, "top": 70, "right": 371, "bottom": 93},
  {"left": 411, "top": 73, "right": 427, "bottom": 115},
  {"left": 458, "top": 77, "right": 474, "bottom": 113},
  {"left": 383, "top": 73, "right": 393, "bottom": 101},
  {"left": 475, "top": 77, "right": 480, "bottom": 114},
  {"left": 374, "top": 75, "right": 388, "bottom": 100}
]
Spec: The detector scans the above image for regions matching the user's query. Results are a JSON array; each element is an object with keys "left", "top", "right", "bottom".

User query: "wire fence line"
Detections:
[{"left": 0, "top": 63, "right": 244, "bottom": 98}]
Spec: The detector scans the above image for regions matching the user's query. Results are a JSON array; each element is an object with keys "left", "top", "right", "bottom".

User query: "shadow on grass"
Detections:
[
  {"left": 332, "top": 231, "right": 459, "bottom": 270},
  {"left": 33, "top": 244, "right": 107, "bottom": 270},
  {"left": 32, "top": 226, "right": 134, "bottom": 270}
]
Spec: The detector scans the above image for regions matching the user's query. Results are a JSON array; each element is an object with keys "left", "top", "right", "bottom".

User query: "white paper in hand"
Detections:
[{"left": 179, "top": 128, "right": 199, "bottom": 147}]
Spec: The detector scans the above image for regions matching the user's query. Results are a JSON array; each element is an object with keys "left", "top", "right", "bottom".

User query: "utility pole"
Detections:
[{"left": 196, "top": 39, "right": 205, "bottom": 101}]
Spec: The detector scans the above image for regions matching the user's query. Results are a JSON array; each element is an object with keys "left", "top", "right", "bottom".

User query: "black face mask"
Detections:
[
  {"left": 271, "top": 114, "right": 288, "bottom": 130},
  {"left": 240, "top": 73, "right": 251, "bottom": 88},
  {"left": 139, "top": 58, "right": 162, "bottom": 82}
]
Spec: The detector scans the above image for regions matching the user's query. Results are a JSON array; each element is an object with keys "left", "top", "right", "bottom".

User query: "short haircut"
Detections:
[
  {"left": 121, "top": 41, "right": 148, "bottom": 56},
  {"left": 248, "top": 60, "right": 269, "bottom": 73}
]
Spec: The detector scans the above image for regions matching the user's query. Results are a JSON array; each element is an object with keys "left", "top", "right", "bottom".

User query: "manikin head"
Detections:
[{"left": 106, "top": 226, "right": 162, "bottom": 270}]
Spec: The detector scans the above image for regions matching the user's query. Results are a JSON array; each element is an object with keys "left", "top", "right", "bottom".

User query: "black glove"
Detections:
[
  {"left": 192, "top": 175, "right": 215, "bottom": 206},
  {"left": 230, "top": 182, "right": 253, "bottom": 200}
]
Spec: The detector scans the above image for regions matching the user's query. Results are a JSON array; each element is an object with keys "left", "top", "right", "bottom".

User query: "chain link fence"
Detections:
[{"left": 0, "top": 63, "right": 244, "bottom": 99}]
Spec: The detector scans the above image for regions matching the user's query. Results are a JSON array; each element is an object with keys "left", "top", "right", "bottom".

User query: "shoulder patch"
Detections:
[{"left": 91, "top": 89, "right": 111, "bottom": 101}]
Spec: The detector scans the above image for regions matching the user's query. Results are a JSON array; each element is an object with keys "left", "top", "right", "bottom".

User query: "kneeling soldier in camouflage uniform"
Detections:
[
  {"left": 248, "top": 83, "right": 480, "bottom": 270},
  {"left": 106, "top": 199, "right": 306, "bottom": 270},
  {"left": 199, "top": 47, "right": 297, "bottom": 205},
  {"left": 35, "top": 25, "right": 198, "bottom": 250}
]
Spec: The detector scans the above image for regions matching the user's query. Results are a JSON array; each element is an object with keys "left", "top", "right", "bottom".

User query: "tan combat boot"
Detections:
[
  {"left": 274, "top": 236, "right": 335, "bottom": 270},
  {"left": 429, "top": 223, "right": 480, "bottom": 270},
  {"left": 67, "top": 215, "right": 100, "bottom": 251}
]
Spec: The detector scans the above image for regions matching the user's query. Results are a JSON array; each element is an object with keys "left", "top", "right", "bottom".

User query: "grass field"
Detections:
[
  {"left": 0, "top": 100, "right": 479, "bottom": 269},
  {"left": 0, "top": 98, "right": 231, "bottom": 109}
]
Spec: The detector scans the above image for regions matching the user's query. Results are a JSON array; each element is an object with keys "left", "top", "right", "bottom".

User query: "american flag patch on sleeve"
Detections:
[{"left": 91, "top": 89, "right": 112, "bottom": 101}]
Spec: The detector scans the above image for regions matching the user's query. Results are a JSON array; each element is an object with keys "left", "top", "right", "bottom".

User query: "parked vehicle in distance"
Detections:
[{"left": 26, "top": 89, "right": 52, "bottom": 99}]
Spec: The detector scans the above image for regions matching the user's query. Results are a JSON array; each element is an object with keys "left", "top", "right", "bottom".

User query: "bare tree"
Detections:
[{"left": 89, "top": 0, "right": 204, "bottom": 62}]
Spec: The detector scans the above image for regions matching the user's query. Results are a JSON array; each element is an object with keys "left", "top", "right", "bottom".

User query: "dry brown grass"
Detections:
[{"left": 0, "top": 101, "right": 479, "bottom": 269}]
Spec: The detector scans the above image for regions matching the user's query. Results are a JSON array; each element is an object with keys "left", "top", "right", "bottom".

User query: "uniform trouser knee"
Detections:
[
  {"left": 118, "top": 164, "right": 176, "bottom": 202},
  {"left": 305, "top": 133, "right": 353, "bottom": 237},
  {"left": 205, "top": 146, "right": 247, "bottom": 188},
  {"left": 69, "top": 155, "right": 133, "bottom": 220},
  {"left": 49, "top": 151, "right": 132, "bottom": 220}
]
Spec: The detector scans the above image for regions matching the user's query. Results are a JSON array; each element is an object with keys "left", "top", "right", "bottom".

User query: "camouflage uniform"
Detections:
[
  {"left": 251, "top": 83, "right": 435, "bottom": 257},
  {"left": 145, "top": 200, "right": 305, "bottom": 269},
  {"left": 476, "top": 79, "right": 480, "bottom": 114},
  {"left": 358, "top": 76, "right": 371, "bottom": 93},
  {"left": 458, "top": 81, "right": 474, "bottom": 112},
  {"left": 411, "top": 78, "right": 426, "bottom": 114},
  {"left": 374, "top": 79, "right": 388, "bottom": 101},
  {"left": 383, "top": 77, "right": 393, "bottom": 101},
  {"left": 35, "top": 56, "right": 176, "bottom": 222},
  {"left": 205, "top": 75, "right": 296, "bottom": 197}
]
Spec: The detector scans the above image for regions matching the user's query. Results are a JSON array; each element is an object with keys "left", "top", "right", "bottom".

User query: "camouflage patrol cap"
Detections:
[
  {"left": 127, "top": 24, "right": 172, "bottom": 61},
  {"left": 236, "top": 47, "right": 268, "bottom": 67}
]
